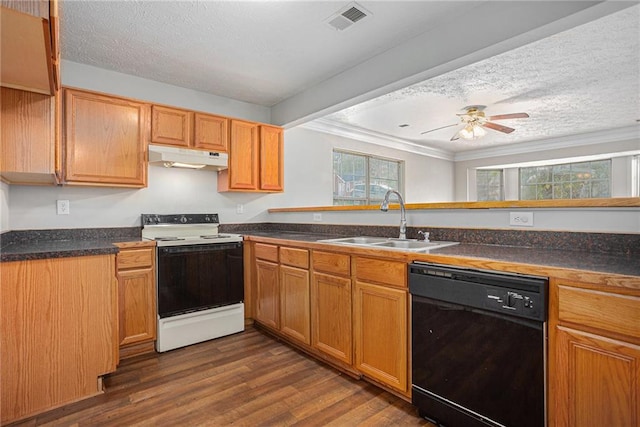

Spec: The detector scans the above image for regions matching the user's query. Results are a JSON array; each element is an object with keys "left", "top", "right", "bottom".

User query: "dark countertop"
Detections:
[
  {"left": 0, "top": 237, "right": 150, "bottom": 262},
  {"left": 0, "top": 227, "right": 146, "bottom": 262},
  {"left": 240, "top": 230, "right": 640, "bottom": 278}
]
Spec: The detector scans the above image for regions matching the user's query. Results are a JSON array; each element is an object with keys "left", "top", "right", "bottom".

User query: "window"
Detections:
[
  {"left": 519, "top": 160, "right": 611, "bottom": 200},
  {"left": 476, "top": 169, "right": 504, "bottom": 201},
  {"left": 333, "top": 150, "right": 403, "bottom": 205}
]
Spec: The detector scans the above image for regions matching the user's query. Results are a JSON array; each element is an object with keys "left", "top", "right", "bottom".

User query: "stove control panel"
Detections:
[{"left": 142, "top": 213, "right": 220, "bottom": 226}]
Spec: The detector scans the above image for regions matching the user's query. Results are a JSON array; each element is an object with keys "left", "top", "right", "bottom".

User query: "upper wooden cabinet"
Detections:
[
  {"left": 64, "top": 88, "right": 148, "bottom": 187},
  {"left": 218, "top": 120, "right": 284, "bottom": 192},
  {"left": 194, "top": 113, "right": 228, "bottom": 152},
  {"left": 259, "top": 125, "right": 284, "bottom": 192},
  {"left": 1, "top": 0, "right": 60, "bottom": 95},
  {"left": 150, "top": 105, "right": 229, "bottom": 152},
  {"left": 1, "top": 86, "right": 60, "bottom": 184}
]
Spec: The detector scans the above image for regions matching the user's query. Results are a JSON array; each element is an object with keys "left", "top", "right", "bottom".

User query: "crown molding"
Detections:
[
  {"left": 301, "top": 118, "right": 455, "bottom": 161},
  {"left": 454, "top": 125, "right": 640, "bottom": 162},
  {"left": 301, "top": 119, "right": 639, "bottom": 164}
]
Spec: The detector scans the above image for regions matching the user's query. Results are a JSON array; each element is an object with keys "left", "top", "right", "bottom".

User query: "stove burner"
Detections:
[
  {"left": 154, "top": 237, "right": 185, "bottom": 242},
  {"left": 200, "top": 234, "right": 233, "bottom": 239}
]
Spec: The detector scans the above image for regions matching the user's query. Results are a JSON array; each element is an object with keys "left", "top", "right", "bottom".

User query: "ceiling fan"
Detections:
[{"left": 421, "top": 105, "right": 529, "bottom": 141}]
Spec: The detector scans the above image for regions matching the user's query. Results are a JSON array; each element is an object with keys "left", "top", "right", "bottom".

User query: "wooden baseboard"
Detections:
[{"left": 119, "top": 340, "right": 156, "bottom": 361}]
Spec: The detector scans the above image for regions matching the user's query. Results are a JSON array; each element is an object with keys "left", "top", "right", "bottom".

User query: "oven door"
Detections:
[{"left": 157, "top": 242, "right": 244, "bottom": 318}]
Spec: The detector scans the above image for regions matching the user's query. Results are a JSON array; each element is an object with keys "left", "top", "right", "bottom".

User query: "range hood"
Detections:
[{"left": 148, "top": 144, "right": 228, "bottom": 171}]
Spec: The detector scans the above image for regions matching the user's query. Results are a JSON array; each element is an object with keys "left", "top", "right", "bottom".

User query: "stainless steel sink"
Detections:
[
  {"left": 317, "top": 236, "right": 459, "bottom": 252},
  {"left": 373, "top": 240, "right": 459, "bottom": 251},
  {"left": 318, "top": 236, "right": 389, "bottom": 245}
]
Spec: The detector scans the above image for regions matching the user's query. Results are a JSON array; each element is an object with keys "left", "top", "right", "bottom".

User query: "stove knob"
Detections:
[
  {"left": 205, "top": 216, "right": 211, "bottom": 222},
  {"left": 180, "top": 215, "right": 187, "bottom": 224}
]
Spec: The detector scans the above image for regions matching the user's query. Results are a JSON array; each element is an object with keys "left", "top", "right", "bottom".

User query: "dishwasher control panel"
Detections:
[
  {"left": 485, "top": 287, "right": 543, "bottom": 319},
  {"left": 409, "top": 262, "right": 548, "bottom": 322}
]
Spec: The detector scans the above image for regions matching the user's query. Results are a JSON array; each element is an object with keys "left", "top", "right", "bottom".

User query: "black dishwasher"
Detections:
[{"left": 409, "top": 262, "right": 548, "bottom": 427}]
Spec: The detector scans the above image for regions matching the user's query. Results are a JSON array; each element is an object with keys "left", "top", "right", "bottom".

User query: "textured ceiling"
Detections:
[
  {"left": 60, "top": 1, "right": 640, "bottom": 155},
  {"left": 60, "top": 0, "right": 475, "bottom": 106},
  {"left": 324, "top": 4, "right": 640, "bottom": 153}
]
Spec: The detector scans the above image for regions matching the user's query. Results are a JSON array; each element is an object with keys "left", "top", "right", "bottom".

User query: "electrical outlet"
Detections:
[
  {"left": 236, "top": 204, "right": 244, "bottom": 214},
  {"left": 56, "top": 200, "right": 70, "bottom": 215},
  {"left": 313, "top": 213, "right": 322, "bottom": 222},
  {"left": 509, "top": 212, "right": 533, "bottom": 227}
]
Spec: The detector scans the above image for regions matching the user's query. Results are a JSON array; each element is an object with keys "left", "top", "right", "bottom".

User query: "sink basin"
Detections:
[
  {"left": 318, "top": 236, "right": 389, "bottom": 245},
  {"left": 373, "top": 240, "right": 459, "bottom": 251},
  {"left": 318, "top": 236, "right": 459, "bottom": 252}
]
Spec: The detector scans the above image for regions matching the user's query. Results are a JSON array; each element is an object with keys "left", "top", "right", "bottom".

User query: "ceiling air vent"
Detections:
[{"left": 326, "top": 2, "right": 371, "bottom": 31}]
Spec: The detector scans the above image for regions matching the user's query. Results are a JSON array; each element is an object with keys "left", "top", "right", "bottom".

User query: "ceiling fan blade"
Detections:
[
  {"left": 450, "top": 132, "right": 461, "bottom": 141},
  {"left": 483, "top": 121, "right": 515, "bottom": 134},
  {"left": 488, "top": 113, "right": 529, "bottom": 121},
  {"left": 420, "top": 123, "right": 458, "bottom": 135}
]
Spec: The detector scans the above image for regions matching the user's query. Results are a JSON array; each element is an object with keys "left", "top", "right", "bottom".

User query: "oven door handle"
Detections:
[{"left": 159, "top": 242, "right": 242, "bottom": 254}]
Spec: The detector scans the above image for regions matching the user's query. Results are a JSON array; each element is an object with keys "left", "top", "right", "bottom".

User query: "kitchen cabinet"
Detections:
[
  {"left": 1, "top": 0, "right": 60, "bottom": 95},
  {"left": 549, "top": 279, "right": 640, "bottom": 427},
  {"left": 259, "top": 125, "right": 284, "bottom": 192},
  {"left": 279, "top": 247, "right": 311, "bottom": 345},
  {"left": 254, "top": 243, "right": 280, "bottom": 330},
  {"left": 311, "top": 251, "right": 352, "bottom": 365},
  {"left": 1, "top": 86, "right": 60, "bottom": 184},
  {"left": 218, "top": 120, "right": 284, "bottom": 192},
  {"left": 353, "top": 256, "right": 408, "bottom": 393},
  {"left": 64, "top": 88, "right": 148, "bottom": 187},
  {"left": 150, "top": 105, "right": 229, "bottom": 152},
  {"left": 114, "top": 242, "right": 157, "bottom": 359},
  {"left": 1, "top": 255, "right": 118, "bottom": 424}
]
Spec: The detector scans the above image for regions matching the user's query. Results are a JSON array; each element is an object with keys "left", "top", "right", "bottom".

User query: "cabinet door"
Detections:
[
  {"left": 194, "top": 113, "right": 228, "bottom": 152},
  {"left": 553, "top": 326, "right": 640, "bottom": 427},
  {"left": 259, "top": 125, "right": 283, "bottom": 191},
  {"left": 280, "top": 265, "right": 310, "bottom": 345},
  {"left": 64, "top": 88, "right": 148, "bottom": 187},
  {"left": 1, "top": 87, "right": 58, "bottom": 184},
  {"left": 354, "top": 281, "right": 408, "bottom": 393},
  {"left": 150, "top": 105, "right": 191, "bottom": 147},
  {"left": 118, "top": 267, "right": 156, "bottom": 346},
  {"left": 311, "top": 272, "right": 352, "bottom": 364},
  {"left": 227, "top": 119, "right": 259, "bottom": 190},
  {"left": 255, "top": 259, "right": 280, "bottom": 329}
]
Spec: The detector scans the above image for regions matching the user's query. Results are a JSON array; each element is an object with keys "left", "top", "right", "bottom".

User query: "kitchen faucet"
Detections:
[{"left": 380, "top": 190, "right": 406, "bottom": 239}]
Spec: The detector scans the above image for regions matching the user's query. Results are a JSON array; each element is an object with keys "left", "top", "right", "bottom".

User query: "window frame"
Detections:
[{"left": 332, "top": 149, "right": 404, "bottom": 206}]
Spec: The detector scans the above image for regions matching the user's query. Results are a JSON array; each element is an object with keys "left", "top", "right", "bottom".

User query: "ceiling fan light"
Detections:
[{"left": 459, "top": 124, "right": 486, "bottom": 140}]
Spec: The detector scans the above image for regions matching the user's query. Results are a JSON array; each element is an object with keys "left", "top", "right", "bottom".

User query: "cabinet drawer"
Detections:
[
  {"left": 312, "top": 251, "right": 350, "bottom": 276},
  {"left": 558, "top": 285, "right": 640, "bottom": 340},
  {"left": 354, "top": 257, "right": 406, "bottom": 288},
  {"left": 255, "top": 243, "right": 279, "bottom": 262},
  {"left": 280, "top": 247, "right": 309, "bottom": 269},
  {"left": 117, "top": 248, "right": 154, "bottom": 270}
]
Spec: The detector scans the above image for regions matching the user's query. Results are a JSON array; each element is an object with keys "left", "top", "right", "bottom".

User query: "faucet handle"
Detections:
[{"left": 417, "top": 230, "right": 430, "bottom": 242}]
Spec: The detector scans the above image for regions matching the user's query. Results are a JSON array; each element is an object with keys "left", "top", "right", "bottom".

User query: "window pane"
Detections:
[
  {"left": 333, "top": 150, "right": 402, "bottom": 205},
  {"left": 520, "top": 160, "right": 611, "bottom": 200},
  {"left": 476, "top": 169, "right": 504, "bottom": 201}
]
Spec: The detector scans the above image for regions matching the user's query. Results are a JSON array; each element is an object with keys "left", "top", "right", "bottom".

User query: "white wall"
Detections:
[
  {"left": 1, "top": 182, "right": 9, "bottom": 233},
  {"left": 62, "top": 61, "right": 271, "bottom": 123}
]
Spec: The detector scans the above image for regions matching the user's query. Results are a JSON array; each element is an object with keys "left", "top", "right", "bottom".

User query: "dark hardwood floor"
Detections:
[{"left": 10, "top": 327, "right": 432, "bottom": 426}]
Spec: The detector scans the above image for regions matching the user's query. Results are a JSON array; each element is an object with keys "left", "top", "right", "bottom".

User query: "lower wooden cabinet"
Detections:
[
  {"left": 255, "top": 258, "right": 280, "bottom": 329},
  {"left": 115, "top": 242, "right": 156, "bottom": 358},
  {"left": 1, "top": 255, "right": 118, "bottom": 424},
  {"left": 280, "top": 265, "right": 311, "bottom": 345},
  {"left": 549, "top": 279, "right": 640, "bottom": 427},
  {"left": 353, "top": 281, "right": 408, "bottom": 393},
  {"left": 311, "top": 272, "right": 353, "bottom": 364},
  {"left": 553, "top": 326, "right": 640, "bottom": 427}
]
